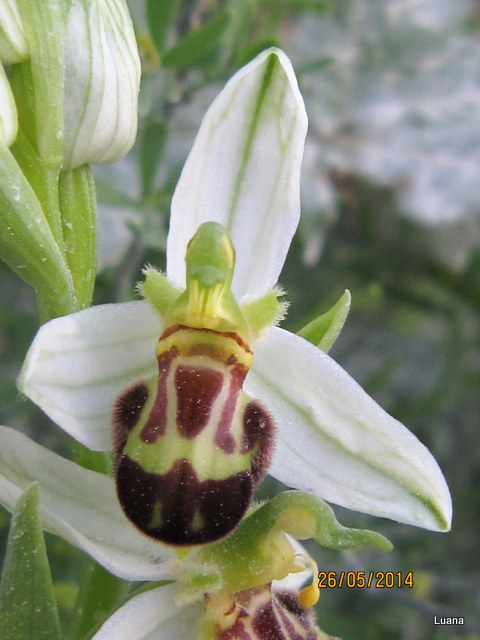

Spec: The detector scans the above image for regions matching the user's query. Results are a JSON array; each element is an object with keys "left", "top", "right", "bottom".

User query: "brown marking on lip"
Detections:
[
  {"left": 112, "top": 381, "right": 149, "bottom": 455},
  {"left": 184, "top": 341, "right": 224, "bottom": 362},
  {"left": 215, "top": 363, "right": 249, "bottom": 454},
  {"left": 115, "top": 455, "right": 254, "bottom": 545},
  {"left": 251, "top": 596, "right": 284, "bottom": 639},
  {"left": 251, "top": 589, "right": 318, "bottom": 640},
  {"left": 160, "top": 324, "right": 252, "bottom": 354},
  {"left": 241, "top": 400, "right": 275, "bottom": 485},
  {"left": 139, "top": 347, "right": 178, "bottom": 444},
  {"left": 175, "top": 364, "right": 224, "bottom": 438}
]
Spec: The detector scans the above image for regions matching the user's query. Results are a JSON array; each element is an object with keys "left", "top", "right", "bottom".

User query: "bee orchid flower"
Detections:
[
  {"left": 11, "top": 48, "right": 450, "bottom": 544},
  {"left": 0, "top": 45, "right": 451, "bottom": 640}
]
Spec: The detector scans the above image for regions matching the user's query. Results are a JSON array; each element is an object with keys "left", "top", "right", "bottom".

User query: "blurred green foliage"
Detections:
[{"left": 1, "top": 0, "right": 479, "bottom": 638}]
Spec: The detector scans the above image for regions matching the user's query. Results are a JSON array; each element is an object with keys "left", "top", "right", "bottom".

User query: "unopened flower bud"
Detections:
[
  {"left": 62, "top": 0, "right": 140, "bottom": 169},
  {"left": 0, "top": 0, "right": 28, "bottom": 63}
]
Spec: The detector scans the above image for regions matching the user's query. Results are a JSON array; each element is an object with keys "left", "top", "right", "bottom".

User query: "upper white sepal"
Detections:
[{"left": 167, "top": 48, "right": 308, "bottom": 300}]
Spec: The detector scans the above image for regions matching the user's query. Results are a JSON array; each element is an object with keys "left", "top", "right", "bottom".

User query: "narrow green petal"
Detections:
[
  {"left": 297, "top": 290, "right": 351, "bottom": 352},
  {"left": 248, "top": 328, "right": 452, "bottom": 532}
]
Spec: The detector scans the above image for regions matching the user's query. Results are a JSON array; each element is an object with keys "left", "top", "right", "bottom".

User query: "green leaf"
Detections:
[
  {"left": 69, "top": 561, "right": 130, "bottom": 640},
  {"left": 0, "top": 483, "right": 62, "bottom": 640},
  {"left": 0, "top": 143, "right": 77, "bottom": 320},
  {"left": 58, "top": 166, "right": 97, "bottom": 310},
  {"left": 162, "top": 11, "right": 231, "bottom": 69},
  {"left": 297, "top": 290, "right": 351, "bottom": 352},
  {"left": 139, "top": 119, "right": 167, "bottom": 200},
  {"left": 17, "top": 0, "right": 64, "bottom": 166},
  {"left": 146, "top": 0, "right": 181, "bottom": 53},
  {"left": 291, "top": 0, "right": 331, "bottom": 12},
  {"left": 296, "top": 56, "right": 335, "bottom": 75},
  {"left": 11, "top": 127, "right": 63, "bottom": 245}
]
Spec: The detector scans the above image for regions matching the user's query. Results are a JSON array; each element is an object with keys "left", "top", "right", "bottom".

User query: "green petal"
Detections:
[{"left": 297, "top": 290, "right": 351, "bottom": 352}]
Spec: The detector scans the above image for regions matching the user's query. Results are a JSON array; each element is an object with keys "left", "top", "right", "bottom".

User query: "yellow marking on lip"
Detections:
[{"left": 149, "top": 501, "right": 163, "bottom": 529}]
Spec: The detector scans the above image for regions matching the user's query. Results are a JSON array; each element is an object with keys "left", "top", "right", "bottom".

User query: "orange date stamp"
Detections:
[{"left": 317, "top": 570, "right": 414, "bottom": 589}]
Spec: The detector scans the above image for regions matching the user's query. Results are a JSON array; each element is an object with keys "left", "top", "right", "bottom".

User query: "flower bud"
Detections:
[
  {"left": 0, "top": 0, "right": 28, "bottom": 63},
  {"left": 0, "top": 65, "right": 18, "bottom": 145},
  {"left": 62, "top": 0, "right": 141, "bottom": 169}
]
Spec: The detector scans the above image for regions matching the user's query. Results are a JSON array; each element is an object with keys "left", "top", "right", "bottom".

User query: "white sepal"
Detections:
[
  {"left": 0, "top": 65, "right": 17, "bottom": 146},
  {"left": 247, "top": 327, "right": 452, "bottom": 532},
  {"left": 17, "top": 301, "right": 161, "bottom": 451},
  {"left": 167, "top": 47, "right": 308, "bottom": 299},
  {"left": 0, "top": 427, "right": 176, "bottom": 580},
  {"left": 91, "top": 584, "right": 202, "bottom": 640},
  {"left": 62, "top": 0, "right": 140, "bottom": 169}
]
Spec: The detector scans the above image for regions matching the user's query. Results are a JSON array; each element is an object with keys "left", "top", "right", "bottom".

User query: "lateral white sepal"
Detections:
[
  {"left": 0, "top": 427, "right": 176, "bottom": 580},
  {"left": 247, "top": 327, "right": 452, "bottom": 532},
  {"left": 18, "top": 301, "right": 161, "bottom": 451}
]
